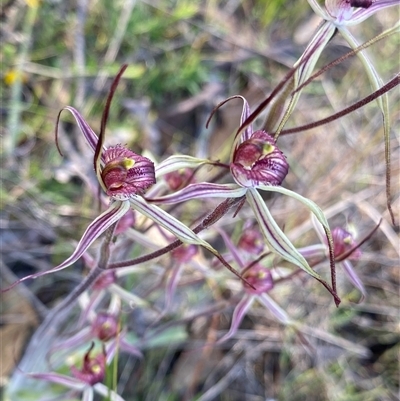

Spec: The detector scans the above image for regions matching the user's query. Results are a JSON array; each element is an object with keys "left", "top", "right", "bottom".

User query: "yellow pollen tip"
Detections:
[
  {"left": 263, "top": 144, "right": 275, "bottom": 154},
  {"left": 344, "top": 236, "right": 352, "bottom": 244},
  {"left": 92, "top": 365, "right": 101, "bottom": 374},
  {"left": 122, "top": 158, "right": 135, "bottom": 169}
]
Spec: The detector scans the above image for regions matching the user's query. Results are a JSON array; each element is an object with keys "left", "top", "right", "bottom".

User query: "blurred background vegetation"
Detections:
[{"left": 1, "top": 0, "right": 399, "bottom": 400}]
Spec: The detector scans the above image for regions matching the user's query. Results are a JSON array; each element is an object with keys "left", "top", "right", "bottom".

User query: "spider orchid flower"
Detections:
[
  {"left": 22, "top": 343, "right": 125, "bottom": 401},
  {"left": 276, "top": 0, "right": 399, "bottom": 222},
  {"left": 148, "top": 96, "right": 340, "bottom": 305},
  {"left": 3, "top": 65, "right": 241, "bottom": 291}
]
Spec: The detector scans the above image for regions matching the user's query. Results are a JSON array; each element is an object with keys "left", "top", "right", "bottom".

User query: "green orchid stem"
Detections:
[{"left": 234, "top": 32, "right": 324, "bottom": 138}]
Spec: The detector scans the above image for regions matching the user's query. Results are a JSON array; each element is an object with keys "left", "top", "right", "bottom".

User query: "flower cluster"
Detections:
[{"left": 5, "top": 3, "right": 398, "bottom": 398}]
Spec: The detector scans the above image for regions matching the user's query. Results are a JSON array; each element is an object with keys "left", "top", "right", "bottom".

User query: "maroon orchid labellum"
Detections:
[
  {"left": 231, "top": 130, "right": 289, "bottom": 188},
  {"left": 101, "top": 144, "right": 155, "bottom": 199}
]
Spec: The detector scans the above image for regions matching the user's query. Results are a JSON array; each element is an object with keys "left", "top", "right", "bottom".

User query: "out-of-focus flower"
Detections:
[
  {"left": 92, "top": 313, "right": 120, "bottom": 342},
  {"left": 300, "top": 218, "right": 366, "bottom": 301},
  {"left": 53, "top": 310, "right": 142, "bottom": 365},
  {"left": 332, "top": 226, "right": 362, "bottom": 260},
  {"left": 70, "top": 343, "right": 106, "bottom": 385},
  {"left": 164, "top": 244, "right": 198, "bottom": 312},
  {"left": 237, "top": 223, "right": 264, "bottom": 255},
  {"left": 22, "top": 343, "right": 125, "bottom": 401},
  {"left": 308, "top": 0, "right": 398, "bottom": 27},
  {"left": 92, "top": 271, "right": 117, "bottom": 290},
  {"left": 242, "top": 264, "right": 274, "bottom": 295},
  {"left": 165, "top": 168, "right": 194, "bottom": 190}
]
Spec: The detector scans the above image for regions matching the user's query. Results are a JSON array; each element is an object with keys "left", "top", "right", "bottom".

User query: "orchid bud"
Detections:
[
  {"left": 171, "top": 244, "right": 198, "bottom": 263},
  {"left": 165, "top": 168, "right": 193, "bottom": 191},
  {"left": 70, "top": 343, "right": 106, "bottom": 386},
  {"left": 238, "top": 226, "right": 264, "bottom": 255},
  {"left": 101, "top": 144, "right": 156, "bottom": 199},
  {"left": 332, "top": 227, "right": 362, "bottom": 260},
  {"left": 231, "top": 131, "right": 289, "bottom": 188},
  {"left": 92, "top": 313, "right": 119, "bottom": 342},
  {"left": 92, "top": 271, "right": 117, "bottom": 290},
  {"left": 242, "top": 264, "right": 274, "bottom": 295}
]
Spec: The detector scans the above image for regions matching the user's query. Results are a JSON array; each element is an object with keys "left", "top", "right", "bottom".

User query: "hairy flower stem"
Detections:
[
  {"left": 108, "top": 197, "right": 246, "bottom": 269},
  {"left": 279, "top": 74, "right": 399, "bottom": 135}
]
